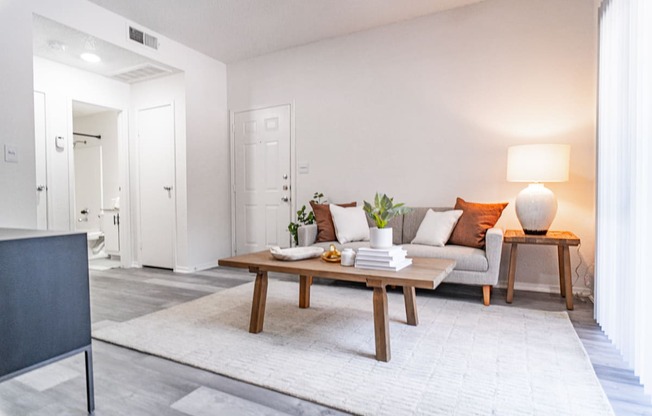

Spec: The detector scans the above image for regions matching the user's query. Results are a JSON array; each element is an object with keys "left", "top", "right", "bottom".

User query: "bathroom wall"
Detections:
[
  {"left": 73, "top": 145, "right": 103, "bottom": 231},
  {"left": 73, "top": 110, "right": 120, "bottom": 211}
]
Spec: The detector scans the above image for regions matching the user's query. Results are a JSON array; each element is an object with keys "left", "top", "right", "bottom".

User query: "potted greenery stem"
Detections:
[{"left": 363, "top": 193, "right": 412, "bottom": 249}]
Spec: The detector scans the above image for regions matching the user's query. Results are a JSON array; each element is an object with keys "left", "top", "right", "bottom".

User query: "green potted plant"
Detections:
[
  {"left": 363, "top": 193, "right": 412, "bottom": 249},
  {"left": 287, "top": 192, "right": 324, "bottom": 246}
]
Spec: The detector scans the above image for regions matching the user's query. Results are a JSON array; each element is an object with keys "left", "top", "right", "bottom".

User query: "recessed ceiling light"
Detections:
[{"left": 80, "top": 53, "right": 101, "bottom": 63}]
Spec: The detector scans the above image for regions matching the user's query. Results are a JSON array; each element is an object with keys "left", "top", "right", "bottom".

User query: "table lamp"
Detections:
[{"left": 506, "top": 144, "right": 570, "bottom": 235}]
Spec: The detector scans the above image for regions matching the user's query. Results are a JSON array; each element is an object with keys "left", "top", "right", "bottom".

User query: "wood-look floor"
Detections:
[{"left": 1, "top": 266, "right": 650, "bottom": 415}]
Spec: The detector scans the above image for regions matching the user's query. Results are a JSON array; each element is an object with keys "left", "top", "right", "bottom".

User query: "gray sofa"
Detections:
[{"left": 297, "top": 207, "right": 504, "bottom": 306}]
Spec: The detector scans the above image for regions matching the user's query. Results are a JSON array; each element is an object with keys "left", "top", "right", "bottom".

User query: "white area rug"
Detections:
[{"left": 93, "top": 281, "right": 614, "bottom": 416}]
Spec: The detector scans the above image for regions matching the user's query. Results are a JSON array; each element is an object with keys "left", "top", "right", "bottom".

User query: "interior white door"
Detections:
[
  {"left": 138, "top": 104, "right": 175, "bottom": 269},
  {"left": 234, "top": 105, "right": 291, "bottom": 254},
  {"left": 34, "top": 91, "right": 48, "bottom": 230}
]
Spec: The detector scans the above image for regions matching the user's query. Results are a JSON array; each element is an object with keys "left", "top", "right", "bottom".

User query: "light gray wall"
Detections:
[
  {"left": 0, "top": 2, "right": 36, "bottom": 228},
  {"left": 228, "top": 0, "right": 598, "bottom": 293}
]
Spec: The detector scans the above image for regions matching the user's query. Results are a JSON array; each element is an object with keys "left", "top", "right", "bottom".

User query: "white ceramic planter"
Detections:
[{"left": 370, "top": 227, "right": 393, "bottom": 249}]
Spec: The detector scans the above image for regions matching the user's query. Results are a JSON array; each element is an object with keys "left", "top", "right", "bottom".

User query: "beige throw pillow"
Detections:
[
  {"left": 330, "top": 204, "right": 370, "bottom": 244},
  {"left": 411, "top": 209, "right": 464, "bottom": 247}
]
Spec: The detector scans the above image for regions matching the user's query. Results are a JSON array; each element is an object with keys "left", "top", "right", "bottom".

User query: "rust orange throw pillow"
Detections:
[
  {"left": 310, "top": 201, "right": 357, "bottom": 242},
  {"left": 448, "top": 197, "right": 508, "bottom": 248}
]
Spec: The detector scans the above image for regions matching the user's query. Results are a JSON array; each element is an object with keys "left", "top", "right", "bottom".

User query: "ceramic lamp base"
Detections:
[{"left": 515, "top": 183, "right": 557, "bottom": 235}]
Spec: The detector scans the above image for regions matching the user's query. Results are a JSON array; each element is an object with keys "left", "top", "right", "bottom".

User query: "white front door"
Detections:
[
  {"left": 138, "top": 104, "right": 175, "bottom": 269},
  {"left": 234, "top": 105, "right": 292, "bottom": 254},
  {"left": 34, "top": 91, "right": 48, "bottom": 230}
]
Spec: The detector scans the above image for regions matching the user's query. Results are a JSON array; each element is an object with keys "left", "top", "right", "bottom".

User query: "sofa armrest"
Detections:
[
  {"left": 298, "top": 224, "right": 318, "bottom": 246},
  {"left": 485, "top": 227, "right": 504, "bottom": 273}
]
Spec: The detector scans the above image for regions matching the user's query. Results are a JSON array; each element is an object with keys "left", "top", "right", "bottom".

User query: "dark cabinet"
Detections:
[{"left": 0, "top": 228, "right": 94, "bottom": 414}]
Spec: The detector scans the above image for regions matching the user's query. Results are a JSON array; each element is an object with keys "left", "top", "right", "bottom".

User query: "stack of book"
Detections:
[{"left": 354, "top": 246, "right": 412, "bottom": 271}]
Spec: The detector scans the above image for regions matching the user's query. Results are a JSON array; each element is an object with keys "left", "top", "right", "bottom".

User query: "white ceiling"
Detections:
[
  {"left": 87, "top": 0, "right": 486, "bottom": 63},
  {"left": 33, "top": 15, "right": 180, "bottom": 83},
  {"left": 72, "top": 101, "right": 116, "bottom": 118}
]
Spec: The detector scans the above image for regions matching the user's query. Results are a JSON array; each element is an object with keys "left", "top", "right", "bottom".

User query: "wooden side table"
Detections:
[{"left": 504, "top": 230, "right": 580, "bottom": 310}]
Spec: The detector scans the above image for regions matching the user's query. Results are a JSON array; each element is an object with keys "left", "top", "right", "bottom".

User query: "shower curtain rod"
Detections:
[{"left": 73, "top": 132, "right": 101, "bottom": 140}]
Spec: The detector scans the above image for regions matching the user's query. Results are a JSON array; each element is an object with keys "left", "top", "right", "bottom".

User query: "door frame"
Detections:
[
  {"left": 229, "top": 102, "right": 296, "bottom": 256},
  {"left": 67, "top": 99, "right": 131, "bottom": 268},
  {"left": 33, "top": 90, "right": 50, "bottom": 230},
  {"left": 135, "top": 102, "right": 178, "bottom": 269}
]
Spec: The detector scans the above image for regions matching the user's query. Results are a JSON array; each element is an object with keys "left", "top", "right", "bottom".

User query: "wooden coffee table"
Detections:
[{"left": 218, "top": 251, "right": 455, "bottom": 362}]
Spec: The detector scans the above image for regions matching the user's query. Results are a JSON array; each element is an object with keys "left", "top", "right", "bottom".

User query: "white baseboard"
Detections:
[
  {"left": 495, "top": 281, "right": 591, "bottom": 297},
  {"left": 174, "top": 261, "right": 218, "bottom": 274}
]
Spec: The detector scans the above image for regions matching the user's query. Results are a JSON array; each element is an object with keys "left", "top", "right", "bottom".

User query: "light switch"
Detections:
[
  {"left": 298, "top": 162, "right": 309, "bottom": 174},
  {"left": 4, "top": 145, "right": 18, "bottom": 163}
]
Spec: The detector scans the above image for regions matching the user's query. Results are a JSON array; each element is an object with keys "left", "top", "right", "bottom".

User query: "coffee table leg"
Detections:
[
  {"left": 368, "top": 280, "right": 390, "bottom": 362},
  {"left": 249, "top": 271, "right": 268, "bottom": 333},
  {"left": 506, "top": 243, "right": 518, "bottom": 303},
  {"left": 403, "top": 286, "right": 418, "bottom": 326},
  {"left": 299, "top": 275, "right": 312, "bottom": 308}
]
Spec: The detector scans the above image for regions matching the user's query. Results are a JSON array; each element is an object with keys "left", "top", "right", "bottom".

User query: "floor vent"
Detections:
[{"left": 111, "top": 64, "right": 172, "bottom": 83}]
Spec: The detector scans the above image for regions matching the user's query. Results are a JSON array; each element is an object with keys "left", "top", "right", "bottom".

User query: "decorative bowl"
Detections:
[
  {"left": 321, "top": 252, "right": 341, "bottom": 263},
  {"left": 320, "top": 243, "right": 341, "bottom": 262}
]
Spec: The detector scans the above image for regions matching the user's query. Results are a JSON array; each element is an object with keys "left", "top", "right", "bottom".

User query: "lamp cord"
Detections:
[{"left": 572, "top": 242, "right": 594, "bottom": 297}]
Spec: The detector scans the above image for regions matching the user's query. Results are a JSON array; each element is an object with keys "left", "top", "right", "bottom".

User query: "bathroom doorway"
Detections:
[{"left": 72, "top": 101, "right": 121, "bottom": 269}]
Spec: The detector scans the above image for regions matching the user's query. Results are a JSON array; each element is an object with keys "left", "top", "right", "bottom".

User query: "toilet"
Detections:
[{"left": 86, "top": 230, "right": 107, "bottom": 260}]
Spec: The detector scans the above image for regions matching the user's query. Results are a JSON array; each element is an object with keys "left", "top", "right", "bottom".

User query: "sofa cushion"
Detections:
[
  {"left": 312, "top": 241, "right": 372, "bottom": 251},
  {"left": 401, "top": 244, "right": 489, "bottom": 272},
  {"left": 411, "top": 209, "right": 463, "bottom": 247},
  {"left": 311, "top": 201, "right": 356, "bottom": 242},
  {"left": 402, "top": 207, "right": 450, "bottom": 244},
  {"left": 330, "top": 205, "right": 370, "bottom": 244},
  {"left": 312, "top": 241, "right": 488, "bottom": 272},
  {"left": 448, "top": 198, "right": 507, "bottom": 249}
]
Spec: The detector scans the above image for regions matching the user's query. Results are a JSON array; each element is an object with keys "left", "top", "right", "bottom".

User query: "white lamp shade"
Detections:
[{"left": 507, "top": 144, "right": 570, "bottom": 183}]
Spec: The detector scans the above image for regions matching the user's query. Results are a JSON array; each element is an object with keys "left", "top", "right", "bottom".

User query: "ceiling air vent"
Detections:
[
  {"left": 129, "top": 26, "right": 158, "bottom": 50},
  {"left": 111, "top": 64, "right": 172, "bottom": 83}
]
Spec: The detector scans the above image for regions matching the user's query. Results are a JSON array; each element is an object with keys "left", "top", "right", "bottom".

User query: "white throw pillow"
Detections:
[
  {"left": 330, "top": 204, "right": 370, "bottom": 244},
  {"left": 411, "top": 209, "right": 464, "bottom": 247}
]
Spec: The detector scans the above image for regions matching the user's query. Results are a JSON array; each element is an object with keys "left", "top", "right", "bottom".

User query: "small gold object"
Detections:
[{"left": 321, "top": 244, "right": 341, "bottom": 262}]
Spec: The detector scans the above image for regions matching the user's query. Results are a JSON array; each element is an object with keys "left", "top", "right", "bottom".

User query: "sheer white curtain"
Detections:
[{"left": 596, "top": 0, "right": 652, "bottom": 396}]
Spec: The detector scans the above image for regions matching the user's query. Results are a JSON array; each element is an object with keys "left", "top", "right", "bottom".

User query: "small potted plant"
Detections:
[
  {"left": 363, "top": 193, "right": 412, "bottom": 249},
  {"left": 287, "top": 192, "right": 324, "bottom": 246}
]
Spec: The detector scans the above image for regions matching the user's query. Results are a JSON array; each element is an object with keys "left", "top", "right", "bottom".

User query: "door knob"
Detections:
[
  {"left": 37, "top": 185, "right": 46, "bottom": 191},
  {"left": 281, "top": 196, "right": 289, "bottom": 202},
  {"left": 163, "top": 186, "right": 173, "bottom": 191}
]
